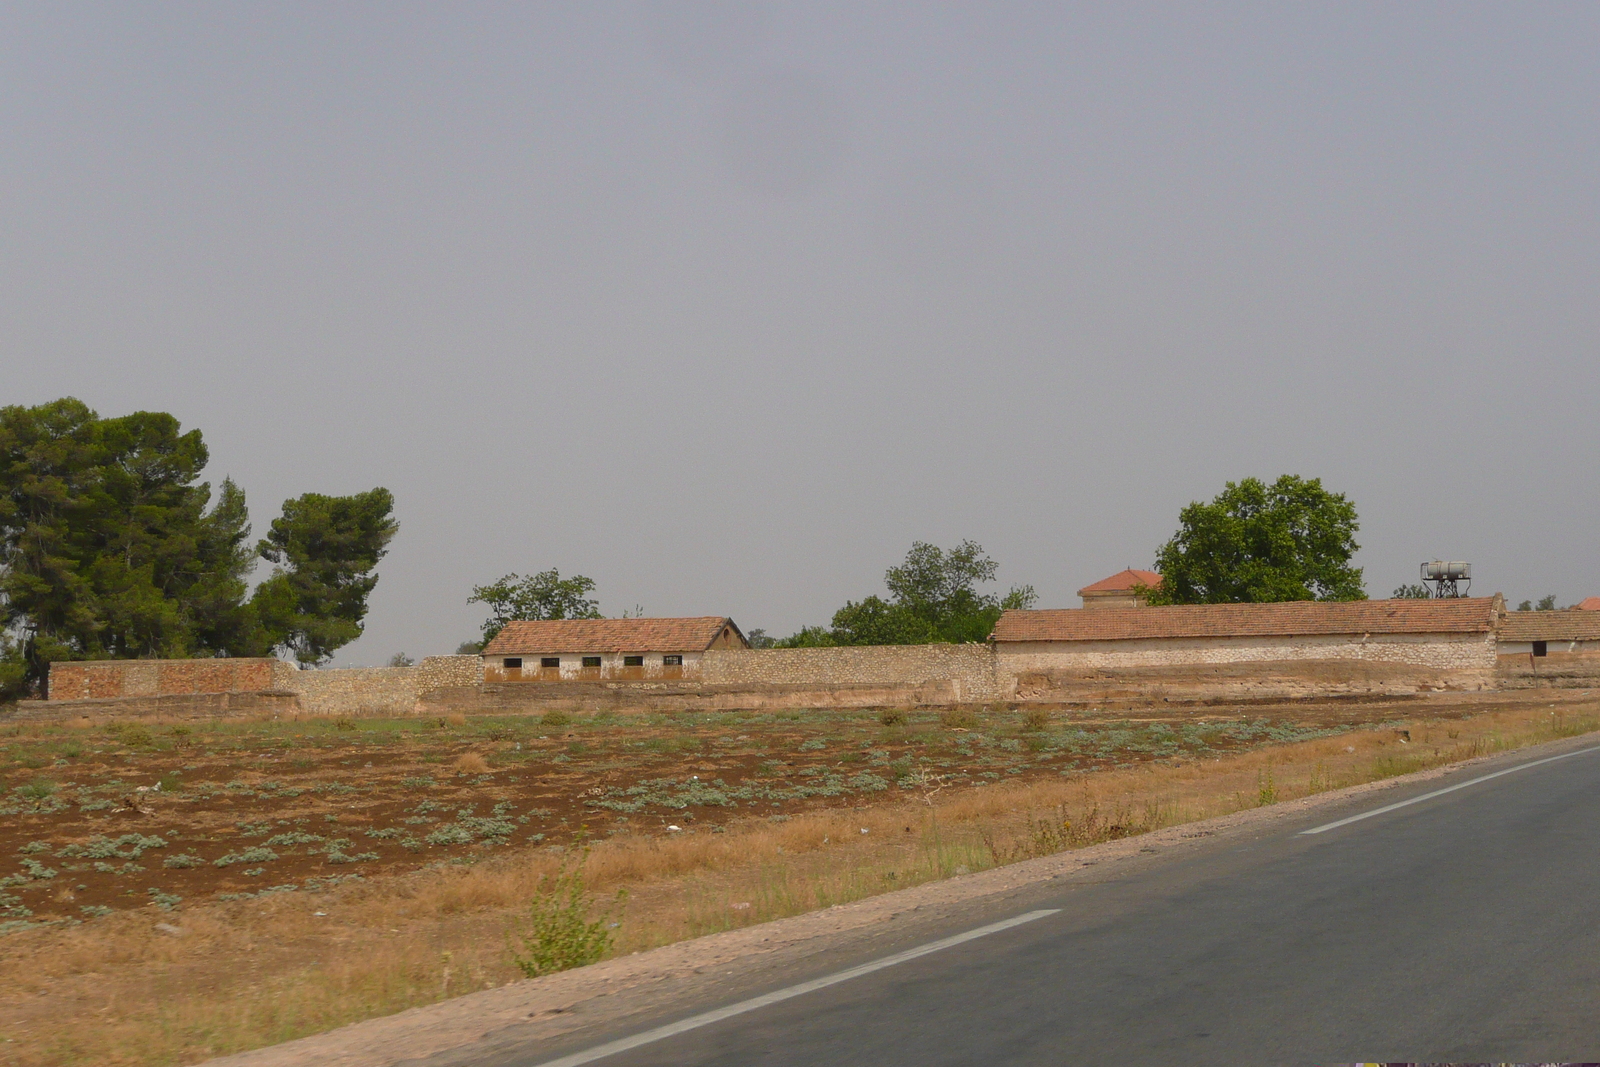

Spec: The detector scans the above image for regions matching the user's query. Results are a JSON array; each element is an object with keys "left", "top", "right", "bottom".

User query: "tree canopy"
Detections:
[
  {"left": 468, "top": 568, "right": 601, "bottom": 645},
  {"left": 1147, "top": 475, "right": 1365, "bottom": 605},
  {"left": 0, "top": 398, "right": 398, "bottom": 695},
  {"left": 252, "top": 488, "right": 399, "bottom": 665},
  {"left": 776, "top": 540, "right": 1035, "bottom": 646}
]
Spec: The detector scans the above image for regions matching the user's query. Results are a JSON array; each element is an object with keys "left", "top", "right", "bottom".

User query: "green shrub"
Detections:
[
  {"left": 939, "top": 708, "right": 977, "bottom": 730},
  {"left": 1022, "top": 709, "right": 1050, "bottom": 732},
  {"left": 163, "top": 854, "right": 203, "bottom": 869},
  {"left": 507, "top": 851, "right": 623, "bottom": 978},
  {"left": 16, "top": 779, "right": 57, "bottom": 801},
  {"left": 118, "top": 726, "right": 154, "bottom": 748},
  {"left": 214, "top": 847, "right": 278, "bottom": 868},
  {"left": 540, "top": 710, "right": 570, "bottom": 728},
  {"left": 878, "top": 708, "right": 909, "bottom": 727}
]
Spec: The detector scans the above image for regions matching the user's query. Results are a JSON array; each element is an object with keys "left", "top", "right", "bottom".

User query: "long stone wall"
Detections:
[
  {"left": 998, "top": 632, "right": 1498, "bottom": 703},
  {"left": 275, "top": 656, "right": 482, "bottom": 716},
  {"left": 701, "top": 644, "right": 1001, "bottom": 702},
  {"left": 30, "top": 628, "right": 1513, "bottom": 721},
  {"left": 996, "top": 632, "right": 1497, "bottom": 673},
  {"left": 47, "top": 658, "right": 281, "bottom": 701},
  {"left": 42, "top": 655, "right": 482, "bottom": 717}
]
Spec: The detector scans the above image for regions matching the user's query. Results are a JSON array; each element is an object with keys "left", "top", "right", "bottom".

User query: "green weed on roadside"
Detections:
[{"left": 507, "top": 846, "right": 624, "bottom": 978}]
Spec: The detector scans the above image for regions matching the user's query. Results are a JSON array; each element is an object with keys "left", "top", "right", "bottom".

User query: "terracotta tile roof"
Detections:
[
  {"left": 992, "top": 598, "right": 1501, "bottom": 643},
  {"left": 482, "top": 617, "right": 740, "bottom": 656},
  {"left": 1498, "top": 611, "right": 1600, "bottom": 642},
  {"left": 1577, "top": 597, "right": 1600, "bottom": 611},
  {"left": 1077, "top": 569, "right": 1163, "bottom": 596}
]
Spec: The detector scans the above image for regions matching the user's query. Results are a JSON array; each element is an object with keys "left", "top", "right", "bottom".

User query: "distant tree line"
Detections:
[
  {"left": 0, "top": 398, "right": 397, "bottom": 698},
  {"left": 766, "top": 540, "right": 1036, "bottom": 647}
]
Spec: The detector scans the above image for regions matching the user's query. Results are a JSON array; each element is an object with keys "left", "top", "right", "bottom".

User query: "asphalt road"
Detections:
[{"left": 504, "top": 739, "right": 1600, "bottom": 1066}]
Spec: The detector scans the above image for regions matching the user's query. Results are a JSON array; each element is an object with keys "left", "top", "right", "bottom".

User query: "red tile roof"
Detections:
[
  {"left": 992, "top": 597, "right": 1501, "bottom": 643},
  {"left": 482, "top": 617, "right": 740, "bottom": 656},
  {"left": 1498, "top": 611, "right": 1600, "bottom": 642},
  {"left": 1577, "top": 597, "right": 1600, "bottom": 611},
  {"left": 1077, "top": 569, "right": 1163, "bottom": 596}
]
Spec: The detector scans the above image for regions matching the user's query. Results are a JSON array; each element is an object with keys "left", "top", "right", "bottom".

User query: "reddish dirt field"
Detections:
[{"left": 0, "top": 699, "right": 1450, "bottom": 926}]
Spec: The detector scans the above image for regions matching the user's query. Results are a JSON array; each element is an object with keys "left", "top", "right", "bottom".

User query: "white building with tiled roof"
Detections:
[{"left": 480, "top": 617, "right": 747, "bottom": 682}]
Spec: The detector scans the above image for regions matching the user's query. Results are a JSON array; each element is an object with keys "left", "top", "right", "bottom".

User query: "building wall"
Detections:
[
  {"left": 1497, "top": 640, "right": 1600, "bottom": 657},
  {"left": 701, "top": 644, "right": 1002, "bottom": 702},
  {"left": 1081, "top": 592, "right": 1146, "bottom": 610},
  {"left": 995, "top": 631, "right": 1497, "bottom": 676},
  {"left": 482, "top": 650, "right": 704, "bottom": 683}
]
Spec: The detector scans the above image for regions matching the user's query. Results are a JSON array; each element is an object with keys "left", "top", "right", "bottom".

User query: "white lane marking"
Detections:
[
  {"left": 526, "top": 909, "right": 1060, "bottom": 1067},
  {"left": 1300, "top": 742, "right": 1600, "bottom": 835}
]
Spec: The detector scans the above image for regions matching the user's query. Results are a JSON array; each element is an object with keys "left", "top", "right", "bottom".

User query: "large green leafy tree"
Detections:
[
  {"left": 1148, "top": 475, "right": 1365, "bottom": 604},
  {"left": 252, "top": 489, "right": 399, "bottom": 665},
  {"left": 0, "top": 399, "right": 398, "bottom": 694},
  {"left": 779, "top": 540, "right": 1036, "bottom": 646},
  {"left": 468, "top": 569, "right": 601, "bottom": 645},
  {"left": 0, "top": 399, "right": 260, "bottom": 686}
]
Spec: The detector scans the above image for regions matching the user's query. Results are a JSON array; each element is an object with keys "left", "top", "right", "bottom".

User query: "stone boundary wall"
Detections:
[
  {"left": 996, "top": 632, "right": 1497, "bottom": 703},
  {"left": 47, "top": 658, "right": 281, "bottom": 701},
  {"left": 995, "top": 632, "right": 1497, "bottom": 674},
  {"left": 276, "top": 656, "right": 482, "bottom": 716},
  {"left": 422, "top": 678, "right": 972, "bottom": 715},
  {"left": 43, "top": 656, "right": 482, "bottom": 716},
  {"left": 701, "top": 644, "right": 1001, "bottom": 702},
  {"left": 13, "top": 690, "right": 301, "bottom": 722},
  {"left": 1496, "top": 648, "right": 1600, "bottom": 690}
]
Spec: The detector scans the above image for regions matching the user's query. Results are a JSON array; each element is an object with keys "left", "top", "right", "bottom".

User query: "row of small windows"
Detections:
[{"left": 501, "top": 655, "right": 684, "bottom": 669}]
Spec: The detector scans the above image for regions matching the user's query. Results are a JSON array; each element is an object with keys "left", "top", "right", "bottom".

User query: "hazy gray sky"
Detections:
[{"left": 4, "top": 3, "right": 1597, "bottom": 663}]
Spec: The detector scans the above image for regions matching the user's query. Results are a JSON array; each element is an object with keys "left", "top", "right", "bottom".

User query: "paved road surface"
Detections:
[{"left": 487, "top": 740, "right": 1600, "bottom": 1065}]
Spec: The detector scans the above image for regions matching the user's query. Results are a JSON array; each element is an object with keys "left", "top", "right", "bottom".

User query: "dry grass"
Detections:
[
  {"left": 0, "top": 695, "right": 1595, "bottom": 1066},
  {"left": 452, "top": 752, "right": 491, "bottom": 775}
]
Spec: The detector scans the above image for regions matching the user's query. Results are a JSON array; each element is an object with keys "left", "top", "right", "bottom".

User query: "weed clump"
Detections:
[
  {"left": 1022, "top": 709, "right": 1050, "bottom": 732},
  {"left": 1256, "top": 764, "right": 1277, "bottom": 807},
  {"left": 879, "top": 708, "right": 909, "bottom": 727},
  {"left": 939, "top": 708, "right": 977, "bottom": 730},
  {"left": 540, "top": 710, "right": 571, "bottom": 728},
  {"left": 453, "top": 753, "right": 491, "bottom": 775}
]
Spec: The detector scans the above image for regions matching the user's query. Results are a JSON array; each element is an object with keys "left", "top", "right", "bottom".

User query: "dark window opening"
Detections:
[
  {"left": 623, "top": 655, "right": 644, "bottom": 667},
  {"left": 663, "top": 654, "right": 683, "bottom": 666},
  {"left": 503, "top": 658, "right": 522, "bottom": 669},
  {"left": 1533, "top": 641, "right": 1548, "bottom": 657},
  {"left": 541, "top": 657, "right": 560, "bottom": 669},
  {"left": 582, "top": 656, "right": 602, "bottom": 668}
]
